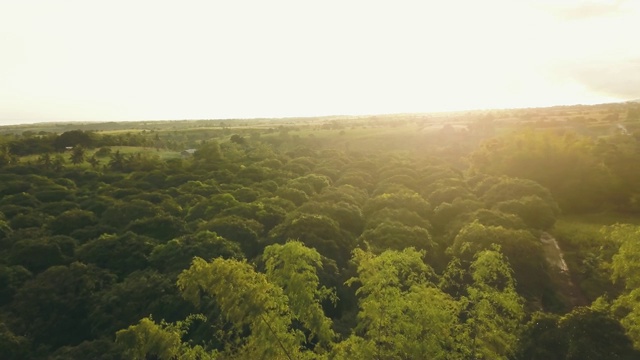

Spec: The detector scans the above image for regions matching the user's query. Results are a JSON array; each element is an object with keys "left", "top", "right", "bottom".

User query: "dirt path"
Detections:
[{"left": 540, "top": 232, "right": 588, "bottom": 308}]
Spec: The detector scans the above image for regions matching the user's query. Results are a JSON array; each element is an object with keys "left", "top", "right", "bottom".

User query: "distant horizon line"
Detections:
[{"left": 1, "top": 100, "right": 637, "bottom": 127}]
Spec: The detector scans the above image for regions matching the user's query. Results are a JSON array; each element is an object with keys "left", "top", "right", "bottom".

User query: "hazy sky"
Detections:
[{"left": 1, "top": 0, "right": 639, "bottom": 125}]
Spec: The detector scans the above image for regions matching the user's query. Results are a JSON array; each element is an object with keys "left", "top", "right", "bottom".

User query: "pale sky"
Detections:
[{"left": 1, "top": 0, "right": 639, "bottom": 125}]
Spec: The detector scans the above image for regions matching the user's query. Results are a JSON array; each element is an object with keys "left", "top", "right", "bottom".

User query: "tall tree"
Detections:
[
  {"left": 87, "top": 154, "right": 100, "bottom": 169},
  {"left": 37, "top": 152, "right": 53, "bottom": 169},
  {"left": 263, "top": 241, "right": 336, "bottom": 347},
  {"left": 174, "top": 242, "right": 335, "bottom": 359},
  {"left": 464, "top": 248, "right": 525, "bottom": 360},
  {"left": 193, "top": 141, "right": 223, "bottom": 164},
  {"left": 177, "top": 257, "right": 303, "bottom": 359},
  {"left": 70, "top": 145, "right": 86, "bottom": 165},
  {"left": 334, "top": 248, "right": 459, "bottom": 360},
  {"left": 108, "top": 150, "right": 125, "bottom": 171},
  {"left": 0, "top": 145, "right": 13, "bottom": 167},
  {"left": 52, "top": 154, "right": 66, "bottom": 171}
]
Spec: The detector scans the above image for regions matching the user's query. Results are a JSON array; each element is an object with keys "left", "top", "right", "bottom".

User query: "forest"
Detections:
[{"left": 2, "top": 101, "right": 640, "bottom": 359}]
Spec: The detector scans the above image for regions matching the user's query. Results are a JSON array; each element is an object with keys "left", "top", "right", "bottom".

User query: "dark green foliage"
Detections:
[
  {"left": 358, "top": 221, "right": 434, "bottom": 253},
  {"left": 0, "top": 265, "right": 32, "bottom": 305},
  {"left": 70, "top": 145, "right": 86, "bottom": 165},
  {"left": 38, "top": 201, "right": 79, "bottom": 217},
  {"left": 218, "top": 202, "right": 260, "bottom": 220},
  {"left": 432, "top": 198, "right": 483, "bottom": 234},
  {"left": 247, "top": 200, "right": 289, "bottom": 231},
  {"left": 315, "top": 184, "right": 369, "bottom": 207},
  {"left": 260, "top": 195, "right": 297, "bottom": 212},
  {"left": 482, "top": 177, "right": 556, "bottom": 206},
  {"left": 427, "top": 185, "right": 476, "bottom": 207},
  {"left": 199, "top": 216, "right": 263, "bottom": 258},
  {"left": 0, "top": 192, "right": 40, "bottom": 208},
  {"left": 0, "top": 321, "right": 31, "bottom": 360},
  {"left": 178, "top": 180, "right": 221, "bottom": 197},
  {"left": 298, "top": 200, "right": 365, "bottom": 235},
  {"left": 517, "top": 308, "right": 640, "bottom": 360},
  {"left": 53, "top": 130, "right": 95, "bottom": 150},
  {"left": 124, "top": 191, "right": 172, "bottom": 205},
  {"left": 70, "top": 224, "right": 118, "bottom": 243},
  {"left": 106, "top": 183, "right": 144, "bottom": 198},
  {"left": 290, "top": 174, "right": 332, "bottom": 194},
  {"left": 219, "top": 201, "right": 288, "bottom": 232},
  {"left": 11, "top": 262, "right": 115, "bottom": 348},
  {"left": 8, "top": 236, "right": 76, "bottom": 273},
  {"left": 230, "top": 134, "right": 246, "bottom": 145},
  {"left": 283, "top": 160, "right": 312, "bottom": 175},
  {"left": 150, "top": 231, "right": 243, "bottom": 275},
  {"left": 9, "top": 213, "right": 46, "bottom": 229},
  {"left": 99, "top": 172, "right": 126, "bottom": 184},
  {"left": 334, "top": 172, "right": 375, "bottom": 191},
  {"left": 439, "top": 257, "right": 471, "bottom": 298},
  {"left": 79, "top": 196, "right": 117, "bottom": 216},
  {"left": 126, "top": 215, "right": 186, "bottom": 242},
  {"left": 237, "top": 164, "right": 271, "bottom": 183},
  {"left": 8, "top": 135, "right": 55, "bottom": 156},
  {"left": 90, "top": 270, "right": 187, "bottom": 336},
  {"left": 165, "top": 173, "right": 198, "bottom": 188},
  {"left": 365, "top": 207, "right": 430, "bottom": 230},
  {"left": 0, "top": 145, "right": 13, "bottom": 168},
  {"left": 87, "top": 155, "right": 101, "bottom": 169},
  {"left": 77, "top": 232, "right": 155, "bottom": 278},
  {"left": 377, "top": 174, "right": 419, "bottom": 192},
  {"left": 275, "top": 187, "right": 309, "bottom": 206},
  {"left": 268, "top": 213, "right": 353, "bottom": 266},
  {"left": 100, "top": 200, "right": 161, "bottom": 228},
  {"left": 451, "top": 222, "right": 549, "bottom": 299},
  {"left": 495, "top": 195, "right": 559, "bottom": 229},
  {"left": 364, "top": 189, "right": 431, "bottom": 219},
  {"left": 516, "top": 312, "right": 566, "bottom": 360},
  {"left": 231, "top": 186, "right": 261, "bottom": 202},
  {"left": 0, "top": 180, "right": 32, "bottom": 197},
  {"left": 185, "top": 193, "right": 238, "bottom": 222},
  {"left": 459, "top": 208, "right": 528, "bottom": 230},
  {"left": 193, "top": 141, "right": 223, "bottom": 163},
  {"left": 0, "top": 219, "right": 12, "bottom": 243},
  {"left": 49, "top": 338, "right": 123, "bottom": 360},
  {"left": 136, "top": 170, "right": 168, "bottom": 189},
  {"left": 108, "top": 150, "right": 126, "bottom": 171},
  {"left": 49, "top": 209, "right": 97, "bottom": 235}
]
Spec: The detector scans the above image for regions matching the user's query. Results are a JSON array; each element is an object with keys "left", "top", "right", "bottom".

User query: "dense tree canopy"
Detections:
[{"left": 2, "top": 109, "right": 640, "bottom": 358}]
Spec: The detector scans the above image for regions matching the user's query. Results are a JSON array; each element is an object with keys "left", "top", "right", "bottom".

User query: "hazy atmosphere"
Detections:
[
  {"left": 1, "top": 0, "right": 639, "bottom": 125},
  {"left": 3, "top": 3, "right": 640, "bottom": 358}
]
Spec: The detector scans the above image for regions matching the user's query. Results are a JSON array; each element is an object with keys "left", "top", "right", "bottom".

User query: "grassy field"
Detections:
[
  {"left": 103, "top": 146, "right": 182, "bottom": 160},
  {"left": 17, "top": 146, "right": 183, "bottom": 166}
]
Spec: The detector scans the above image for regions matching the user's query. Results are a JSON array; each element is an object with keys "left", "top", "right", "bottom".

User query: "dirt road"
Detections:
[{"left": 540, "top": 232, "right": 588, "bottom": 308}]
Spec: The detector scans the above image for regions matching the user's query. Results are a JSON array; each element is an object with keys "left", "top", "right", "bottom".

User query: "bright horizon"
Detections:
[{"left": 1, "top": 0, "right": 639, "bottom": 126}]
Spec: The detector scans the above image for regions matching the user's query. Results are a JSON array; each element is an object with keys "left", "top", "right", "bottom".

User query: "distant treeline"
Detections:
[{"left": 2, "top": 130, "right": 160, "bottom": 155}]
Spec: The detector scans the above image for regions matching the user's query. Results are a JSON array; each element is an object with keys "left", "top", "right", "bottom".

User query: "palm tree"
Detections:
[
  {"left": 70, "top": 146, "right": 86, "bottom": 165},
  {"left": 38, "top": 153, "right": 53, "bottom": 169},
  {"left": 88, "top": 155, "right": 100, "bottom": 169}
]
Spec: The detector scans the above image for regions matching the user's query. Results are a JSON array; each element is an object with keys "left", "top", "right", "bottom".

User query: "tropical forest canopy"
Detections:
[{"left": 1, "top": 102, "right": 640, "bottom": 359}]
